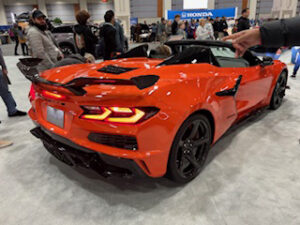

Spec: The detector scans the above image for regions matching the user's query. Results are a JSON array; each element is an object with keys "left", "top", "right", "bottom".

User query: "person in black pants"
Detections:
[
  {"left": 213, "top": 17, "right": 221, "bottom": 39},
  {"left": 218, "top": 16, "right": 228, "bottom": 38},
  {"left": 12, "top": 23, "right": 19, "bottom": 55},
  {"left": 237, "top": 8, "right": 250, "bottom": 32},
  {"left": 223, "top": 17, "right": 300, "bottom": 58}
]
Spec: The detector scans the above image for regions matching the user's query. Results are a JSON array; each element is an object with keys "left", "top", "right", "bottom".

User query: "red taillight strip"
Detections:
[
  {"left": 29, "top": 84, "right": 36, "bottom": 102},
  {"left": 41, "top": 90, "right": 66, "bottom": 100},
  {"left": 80, "top": 106, "right": 159, "bottom": 124}
]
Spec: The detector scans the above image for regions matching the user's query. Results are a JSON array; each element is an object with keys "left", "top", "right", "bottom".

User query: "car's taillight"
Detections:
[
  {"left": 42, "top": 90, "right": 66, "bottom": 100},
  {"left": 80, "top": 106, "right": 159, "bottom": 124},
  {"left": 80, "top": 107, "right": 112, "bottom": 120},
  {"left": 29, "top": 84, "right": 36, "bottom": 102}
]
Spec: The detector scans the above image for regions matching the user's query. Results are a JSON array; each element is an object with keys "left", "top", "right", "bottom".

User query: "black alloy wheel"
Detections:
[
  {"left": 270, "top": 72, "right": 287, "bottom": 110},
  {"left": 167, "top": 114, "right": 212, "bottom": 184}
]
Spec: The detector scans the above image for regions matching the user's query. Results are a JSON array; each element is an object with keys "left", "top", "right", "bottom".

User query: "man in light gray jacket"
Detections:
[{"left": 27, "top": 10, "right": 63, "bottom": 72}]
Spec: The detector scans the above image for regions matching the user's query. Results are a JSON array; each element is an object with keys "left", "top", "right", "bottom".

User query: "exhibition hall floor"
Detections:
[{"left": 1, "top": 50, "right": 300, "bottom": 225}]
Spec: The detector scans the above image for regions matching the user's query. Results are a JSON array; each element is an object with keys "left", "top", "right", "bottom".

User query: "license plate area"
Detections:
[{"left": 47, "top": 106, "right": 64, "bottom": 128}]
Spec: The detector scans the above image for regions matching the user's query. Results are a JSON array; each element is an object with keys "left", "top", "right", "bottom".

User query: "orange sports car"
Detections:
[{"left": 21, "top": 40, "right": 287, "bottom": 183}]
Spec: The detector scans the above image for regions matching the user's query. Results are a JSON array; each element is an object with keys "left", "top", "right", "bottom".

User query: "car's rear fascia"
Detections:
[{"left": 29, "top": 84, "right": 175, "bottom": 178}]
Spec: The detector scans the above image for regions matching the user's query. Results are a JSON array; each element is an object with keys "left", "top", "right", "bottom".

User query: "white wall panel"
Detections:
[
  {"left": 130, "top": 0, "right": 157, "bottom": 18},
  {"left": 215, "top": 0, "right": 243, "bottom": 14},
  {"left": 5, "top": 5, "right": 34, "bottom": 24},
  {"left": 46, "top": 3, "right": 75, "bottom": 23},
  {"left": 3, "top": 0, "right": 36, "bottom": 5},
  {"left": 256, "top": 0, "right": 273, "bottom": 18},
  {"left": 87, "top": 1, "right": 113, "bottom": 21},
  {"left": 184, "top": 0, "right": 208, "bottom": 9},
  {"left": 257, "top": 0, "right": 273, "bottom": 14},
  {"left": 172, "top": 0, "right": 183, "bottom": 10},
  {"left": 45, "top": 0, "right": 78, "bottom": 3}
]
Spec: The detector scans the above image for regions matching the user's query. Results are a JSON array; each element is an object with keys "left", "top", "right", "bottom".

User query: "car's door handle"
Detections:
[{"left": 216, "top": 75, "right": 243, "bottom": 97}]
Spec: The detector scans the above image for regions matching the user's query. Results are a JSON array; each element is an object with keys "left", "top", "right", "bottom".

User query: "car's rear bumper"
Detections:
[
  {"left": 31, "top": 126, "right": 147, "bottom": 178},
  {"left": 28, "top": 100, "right": 174, "bottom": 178}
]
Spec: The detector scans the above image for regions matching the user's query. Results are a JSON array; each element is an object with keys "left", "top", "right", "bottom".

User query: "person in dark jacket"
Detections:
[
  {"left": 218, "top": 16, "right": 228, "bottom": 38},
  {"left": 223, "top": 17, "right": 300, "bottom": 57},
  {"left": 172, "top": 14, "right": 181, "bottom": 35},
  {"left": 105, "top": 10, "right": 125, "bottom": 53},
  {"left": 213, "top": 17, "right": 221, "bottom": 39},
  {"left": 74, "top": 10, "right": 98, "bottom": 57},
  {"left": 237, "top": 8, "right": 250, "bottom": 32},
  {"left": 100, "top": 10, "right": 117, "bottom": 60}
]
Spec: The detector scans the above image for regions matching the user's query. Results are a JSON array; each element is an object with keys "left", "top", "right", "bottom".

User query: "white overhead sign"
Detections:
[{"left": 184, "top": 0, "right": 208, "bottom": 9}]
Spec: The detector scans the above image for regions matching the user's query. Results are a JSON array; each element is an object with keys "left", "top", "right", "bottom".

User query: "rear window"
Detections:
[{"left": 211, "top": 46, "right": 250, "bottom": 68}]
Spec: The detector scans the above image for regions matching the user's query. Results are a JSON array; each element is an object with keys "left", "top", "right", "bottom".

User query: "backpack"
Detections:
[{"left": 75, "top": 33, "right": 85, "bottom": 50}]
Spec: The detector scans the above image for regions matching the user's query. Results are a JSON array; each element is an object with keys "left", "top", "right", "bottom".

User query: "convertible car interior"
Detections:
[{"left": 115, "top": 40, "right": 264, "bottom": 68}]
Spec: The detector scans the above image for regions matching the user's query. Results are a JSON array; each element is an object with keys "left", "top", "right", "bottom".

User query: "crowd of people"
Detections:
[
  {"left": 130, "top": 8, "right": 251, "bottom": 43},
  {"left": 8, "top": 8, "right": 126, "bottom": 70}
]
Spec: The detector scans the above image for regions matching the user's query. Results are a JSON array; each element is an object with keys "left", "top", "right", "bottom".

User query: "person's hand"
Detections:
[
  {"left": 2, "top": 69, "right": 8, "bottom": 76},
  {"left": 223, "top": 28, "right": 262, "bottom": 57}
]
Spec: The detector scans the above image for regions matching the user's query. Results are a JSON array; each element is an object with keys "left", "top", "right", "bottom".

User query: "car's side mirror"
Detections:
[{"left": 261, "top": 56, "right": 274, "bottom": 67}]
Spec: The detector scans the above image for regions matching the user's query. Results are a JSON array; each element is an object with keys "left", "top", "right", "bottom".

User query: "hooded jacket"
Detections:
[{"left": 73, "top": 24, "right": 98, "bottom": 56}]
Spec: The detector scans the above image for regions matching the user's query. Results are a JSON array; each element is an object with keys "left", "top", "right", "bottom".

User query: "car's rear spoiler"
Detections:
[{"left": 17, "top": 58, "right": 159, "bottom": 96}]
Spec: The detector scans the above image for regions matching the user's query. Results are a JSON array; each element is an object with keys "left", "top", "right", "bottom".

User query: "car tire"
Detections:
[
  {"left": 270, "top": 71, "right": 287, "bottom": 110},
  {"left": 167, "top": 114, "right": 212, "bottom": 184},
  {"left": 60, "top": 44, "right": 75, "bottom": 56}
]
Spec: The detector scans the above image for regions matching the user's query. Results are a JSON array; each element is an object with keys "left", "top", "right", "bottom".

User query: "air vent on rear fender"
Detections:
[{"left": 98, "top": 65, "right": 137, "bottom": 75}]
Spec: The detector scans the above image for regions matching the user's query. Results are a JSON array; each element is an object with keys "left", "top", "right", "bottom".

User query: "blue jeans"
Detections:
[
  {"left": 0, "top": 70, "right": 17, "bottom": 115},
  {"left": 293, "top": 52, "right": 300, "bottom": 75}
]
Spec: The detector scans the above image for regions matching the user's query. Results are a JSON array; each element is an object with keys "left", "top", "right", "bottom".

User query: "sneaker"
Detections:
[
  {"left": 8, "top": 110, "right": 27, "bottom": 117},
  {"left": 291, "top": 74, "right": 296, "bottom": 78},
  {"left": 0, "top": 140, "right": 13, "bottom": 149},
  {"left": 14, "top": 53, "right": 19, "bottom": 56}
]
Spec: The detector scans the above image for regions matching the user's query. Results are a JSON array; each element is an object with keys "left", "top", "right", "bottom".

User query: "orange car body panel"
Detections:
[{"left": 28, "top": 57, "right": 287, "bottom": 177}]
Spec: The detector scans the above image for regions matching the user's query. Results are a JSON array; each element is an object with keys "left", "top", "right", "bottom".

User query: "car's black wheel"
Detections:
[
  {"left": 270, "top": 71, "right": 287, "bottom": 110},
  {"left": 60, "top": 45, "right": 75, "bottom": 56},
  {"left": 167, "top": 114, "right": 212, "bottom": 184}
]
